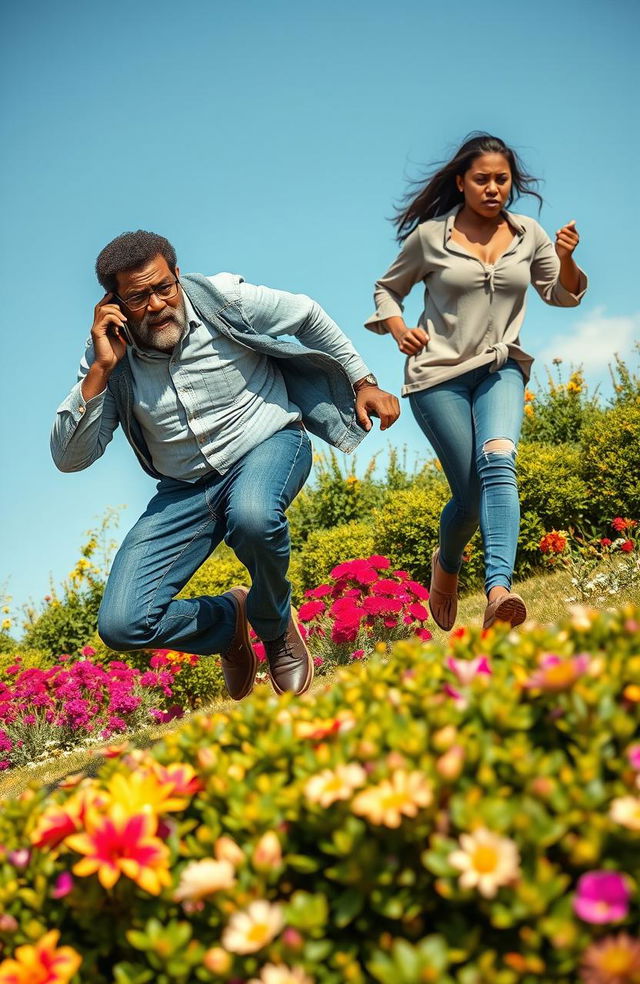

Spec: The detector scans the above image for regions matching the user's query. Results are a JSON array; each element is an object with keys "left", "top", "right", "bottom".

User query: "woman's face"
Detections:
[{"left": 456, "top": 152, "right": 513, "bottom": 218}]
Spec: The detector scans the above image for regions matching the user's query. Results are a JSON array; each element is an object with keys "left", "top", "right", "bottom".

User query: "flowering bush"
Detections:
[
  {"left": 297, "top": 556, "right": 431, "bottom": 665},
  {"left": 0, "top": 605, "right": 639, "bottom": 982},
  {"left": 539, "top": 518, "right": 639, "bottom": 603},
  {"left": 0, "top": 650, "right": 194, "bottom": 770}
]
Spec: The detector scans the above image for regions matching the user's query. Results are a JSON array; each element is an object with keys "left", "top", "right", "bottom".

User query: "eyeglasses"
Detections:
[{"left": 115, "top": 278, "right": 180, "bottom": 312}]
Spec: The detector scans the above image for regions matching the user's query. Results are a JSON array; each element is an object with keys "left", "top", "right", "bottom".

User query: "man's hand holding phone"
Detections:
[{"left": 81, "top": 293, "right": 130, "bottom": 402}]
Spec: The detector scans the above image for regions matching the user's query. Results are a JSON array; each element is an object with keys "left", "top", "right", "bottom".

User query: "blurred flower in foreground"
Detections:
[
  {"left": 580, "top": 933, "right": 640, "bottom": 984},
  {"left": 173, "top": 858, "right": 236, "bottom": 901},
  {"left": 0, "top": 929, "right": 82, "bottom": 984},
  {"left": 248, "top": 964, "right": 314, "bottom": 984},
  {"left": 222, "top": 900, "right": 284, "bottom": 954},
  {"left": 573, "top": 871, "right": 630, "bottom": 924},
  {"left": 305, "top": 763, "right": 366, "bottom": 808},
  {"left": 352, "top": 770, "right": 432, "bottom": 828},
  {"left": 609, "top": 797, "right": 640, "bottom": 832},
  {"left": 524, "top": 652, "right": 590, "bottom": 692},
  {"left": 449, "top": 828, "right": 520, "bottom": 898}
]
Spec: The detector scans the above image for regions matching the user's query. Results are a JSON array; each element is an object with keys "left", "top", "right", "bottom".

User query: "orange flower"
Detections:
[
  {"left": 539, "top": 530, "right": 568, "bottom": 555},
  {"left": 352, "top": 770, "right": 432, "bottom": 827},
  {"left": 0, "top": 929, "right": 81, "bottom": 984},
  {"left": 66, "top": 805, "right": 171, "bottom": 894}
]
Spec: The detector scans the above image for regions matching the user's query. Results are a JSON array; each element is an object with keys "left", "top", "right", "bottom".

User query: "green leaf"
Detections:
[{"left": 333, "top": 888, "right": 365, "bottom": 927}]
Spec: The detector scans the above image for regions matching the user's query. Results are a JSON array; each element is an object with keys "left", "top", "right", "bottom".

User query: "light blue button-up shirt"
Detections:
[{"left": 52, "top": 275, "right": 370, "bottom": 481}]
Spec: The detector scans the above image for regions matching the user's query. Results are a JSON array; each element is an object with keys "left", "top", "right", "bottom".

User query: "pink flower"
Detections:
[
  {"left": 297, "top": 600, "right": 326, "bottom": 622},
  {"left": 406, "top": 580, "right": 429, "bottom": 600},
  {"left": 573, "top": 871, "right": 630, "bottom": 924},
  {"left": 81, "top": 646, "right": 96, "bottom": 657},
  {"left": 330, "top": 559, "right": 378, "bottom": 585},
  {"left": 367, "top": 555, "right": 391, "bottom": 570},
  {"left": 304, "top": 584, "right": 333, "bottom": 598},
  {"left": 407, "top": 602, "right": 429, "bottom": 621},
  {"left": 446, "top": 655, "right": 492, "bottom": 686},
  {"left": 350, "top": 649, "right": 366, "bottom": 660},
  {"left": 524, "top": 652, "right": 590, "bottom": 692},
  {"left": 627, "top": 744, "right": 640, "bottom": 770},
  {"left": 415, "top": 628, "right": 432, "bottom": 641},
  {"left": 51, "top": 871, "right": 74, "bottom": 898},
  {"left": 373, "top": 578, "right": 406, "bottom": 596}
]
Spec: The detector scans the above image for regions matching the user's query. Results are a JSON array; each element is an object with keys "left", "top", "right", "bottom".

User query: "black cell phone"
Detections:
[{"left": 108, "top": 300, "right": 134, "bottom": 346}]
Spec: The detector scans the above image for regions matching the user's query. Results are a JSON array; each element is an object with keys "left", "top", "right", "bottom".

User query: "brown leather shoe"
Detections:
[
  {"left": 482, "top": 592, "right": 527, "bottom": 630},
  {"left": 263, "top": 607, "right": 314, "bottom": 696},
  {"left": 220, "top": 587, "right": 258, "bottom": 701},
  {"left": 428, "top": 547, "right": 458, "bottom": 631}
]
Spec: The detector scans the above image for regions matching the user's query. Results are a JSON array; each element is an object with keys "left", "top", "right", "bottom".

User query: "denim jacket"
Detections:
[{"left": 51, "top": 273, "right": 369, "bottom": 480}]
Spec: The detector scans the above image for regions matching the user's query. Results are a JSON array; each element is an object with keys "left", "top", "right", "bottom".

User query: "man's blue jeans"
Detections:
[
  {"left": 98, "top": 424, "right": 313, "bottom": 654},
  {"left": 409, "top": 360, "right": 525, "bottom": 593}
]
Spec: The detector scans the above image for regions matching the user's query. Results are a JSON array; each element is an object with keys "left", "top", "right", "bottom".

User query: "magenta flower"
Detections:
[
  {"left": 573, "top": 871, "right": 630, "bottom": 924},
  {"left": 298, "top": 600, "right": 327, "bottom": 621},
  {"left": 304, "top": 583, "right": 333, "bottom": 598},
  {"left": 51, "top": 871, "right": 74, "bottom": 898},
  {"left": 446, "top": 655, "right": 492, "bottom": 686},
  {"left": 367, "top": 555, "right": 391, "bottom": 570},
  {"left": 627, "top": 744, "right": 640, "bottom": 770}
]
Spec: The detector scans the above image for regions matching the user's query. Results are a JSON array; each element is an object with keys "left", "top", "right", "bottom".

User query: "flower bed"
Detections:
[{"left": 0, "top": 605, "right": 639, "bottom": 982}]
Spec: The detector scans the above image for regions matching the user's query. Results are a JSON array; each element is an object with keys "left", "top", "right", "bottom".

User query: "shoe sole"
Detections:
[
  {"left": 428, "top": 547, "right": 458, "bottom": 632},
  {"left": 483, "top": 595, "right": 527, "bottom": 630},
  {"left": 269, "top": 605, "right": 314, "bottom": 697},
  {"left": 225, "top": 587, "right": 258, "bottom": 701}
]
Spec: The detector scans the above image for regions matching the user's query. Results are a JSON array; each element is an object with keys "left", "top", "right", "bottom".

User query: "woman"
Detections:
[{"left": 366, "top": 133, "right": 587, "bottom": 630}]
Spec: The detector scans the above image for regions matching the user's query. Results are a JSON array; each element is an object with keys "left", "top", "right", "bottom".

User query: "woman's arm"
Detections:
[{"left": 530, "top": 220, "right": 587, "bottom": 307}]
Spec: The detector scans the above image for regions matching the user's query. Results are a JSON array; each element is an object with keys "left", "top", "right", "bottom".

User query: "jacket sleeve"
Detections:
[
  {"left": 50, "top": 341, "right": 121, "bottom": 472},
  {"left": 364, "top": 228, "right": 428, "bottom": 334},
  {"left": 237, "top": 282, "right": 371, "bottom": 385},
  {"left": 530, "top": 223, "right": 588, "bottom": 307}
]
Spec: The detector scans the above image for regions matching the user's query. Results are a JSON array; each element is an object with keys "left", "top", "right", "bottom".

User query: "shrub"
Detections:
[
  {"left": 517, "top": 443, "right": 589, "bottom": 530},
  {"left": 0, "top": 605, "right": 638, "bottom": 983},
  {"left": 520, "top": 364, "right": 601, "bottom": 444},
  {"left": 371, "top": 482, "right": 449, "bottom": 587},
  {"left": 180, "top": 544, "right": 250, "bottom": 599},
  {"left": 289, "top": 521, "right": 376, "bottom": 600},
  {"left": 21, "top": 586, "right": 104, "bottom": 658},
  {"left": 580, "top": 397, "right": 640, "bottom": 521}
]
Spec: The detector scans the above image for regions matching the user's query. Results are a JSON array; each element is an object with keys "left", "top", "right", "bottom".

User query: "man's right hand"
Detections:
[{"left": 91, "top": 293, "right": 128, "bottom": 371}]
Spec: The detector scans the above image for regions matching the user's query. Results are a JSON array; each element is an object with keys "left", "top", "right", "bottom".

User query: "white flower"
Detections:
[
  {"left": 610, "top": 796, "right": 640, "bottom": 831},
  {"left": 449, "top": 827, "right": 520, "bottom": 898},
  {"left": 304, "top": 764, "right": 366, "bottom": 808},
  {"left": 222, "top": 900, "right": 284, "bottom": 954},
  {"left": 248, "top": 964, "right": 314, "bottom": 984},
  {"left": 173, "top": 859, "right": 235, "bottom": 901}
]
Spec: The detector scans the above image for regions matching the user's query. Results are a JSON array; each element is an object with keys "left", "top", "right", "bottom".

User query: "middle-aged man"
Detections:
[{"left": 51, "top": 230, "right": 400, "bottom": 699}]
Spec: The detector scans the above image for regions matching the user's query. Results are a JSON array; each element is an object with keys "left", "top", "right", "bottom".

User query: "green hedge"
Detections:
[{"left": 1, "top": 605, "right": 638, "bottom": 982}]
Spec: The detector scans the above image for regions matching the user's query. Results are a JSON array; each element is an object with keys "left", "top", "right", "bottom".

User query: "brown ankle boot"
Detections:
[{"left": 482, "top": 592, "right": 527, "bottom": 630}]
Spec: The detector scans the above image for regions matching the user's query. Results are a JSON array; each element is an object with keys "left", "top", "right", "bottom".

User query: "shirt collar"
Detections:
[{"left": 443, "top": 204, "right": 526, "bottom": 245}]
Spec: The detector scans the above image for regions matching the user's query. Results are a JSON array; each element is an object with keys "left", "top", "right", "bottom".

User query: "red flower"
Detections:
[
  {"left": 297, "top": 600, "right": 327, "bottom": 622},
  {"left": 406, "top": 580, "right": 429, "bottom": 600},
  {"left": 621, "top": 540, "right": 634, "bottom": 553},
  {"left": 305, "top": 583, "right": 333, "bottom": 598},
  {"left": 407, "top": 602, "right": 429, "bottom": 621},
  {"left": 539, "top": 531, "right": 568, "bottom": 554},
  {"left": 600, "top": 538, "right": 613, "bottom": 548},
  {"left": 373, "top": 578, "right": 406, "bottom": 596},
  {"left": 330, "top": 559, "right": 378, "bottom": 585},
  {"left": 367, "top": 555, "right": 391, "bottom": 570},
  {"left": 611, "top": 516, "right": 637, "bottom": 532}
]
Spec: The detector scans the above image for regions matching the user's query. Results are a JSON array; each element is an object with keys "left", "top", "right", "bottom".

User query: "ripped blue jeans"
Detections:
[{"left": 409, "top": 359, "right": 525, "bottom": 593}]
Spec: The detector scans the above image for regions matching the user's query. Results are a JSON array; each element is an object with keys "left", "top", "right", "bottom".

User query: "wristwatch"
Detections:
[{"left": 353, "top": 373, "right": 379, "bottom": 392}]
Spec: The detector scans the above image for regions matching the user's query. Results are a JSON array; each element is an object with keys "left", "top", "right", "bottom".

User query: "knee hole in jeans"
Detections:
[{"left": 482, "top": 438, "right": 516, "bottom": 456}]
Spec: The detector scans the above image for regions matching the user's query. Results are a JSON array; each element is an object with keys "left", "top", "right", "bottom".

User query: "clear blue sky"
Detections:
[{"left": 1, "top": 0, "right": 638, "bottom": 626}]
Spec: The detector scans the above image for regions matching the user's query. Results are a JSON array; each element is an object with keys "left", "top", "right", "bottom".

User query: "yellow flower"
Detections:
[
  {"left": 352, "top": 770, "right": 432, "bottom": 828},
  {"left": 0, "top": 929, "right": 82, "bottom": 984},
  {"left": 524, "top": 404, "right": 534, "bottom": 417},
  {"left": 174, "top": 858, "right": 236, "bottom": 901},
  {"left": 610, "top": 796, "right": 640, "bottom": 831},
  {"left": 248, "top": 964, "right": 314, "bottom": 984},
  {"left": 1, "top": 619, "right": 11, "bottom": 631},
  {"left": 203, "top": 947, "right": 232, "bottom": 975},
  {"left": 222, "top": 900, "right": 284, "bottom": 954},
  {"left": 449, "top": 827, "right": 520, "bottom": 898},
  {"left": 305, "top": 764, "right": 366, "bottom": 808},
  {"left": 106, "top": 769, "right": 189, "bottom": 815}
]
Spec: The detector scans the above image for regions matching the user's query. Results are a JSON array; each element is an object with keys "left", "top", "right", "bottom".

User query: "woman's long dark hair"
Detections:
[{"left": 394, "top": 132, "right": 543, "bottom": 242}]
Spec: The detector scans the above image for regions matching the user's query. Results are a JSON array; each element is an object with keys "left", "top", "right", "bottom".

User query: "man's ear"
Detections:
[{"left": 175, "top": 265, "right": 181, "bottom": 278}]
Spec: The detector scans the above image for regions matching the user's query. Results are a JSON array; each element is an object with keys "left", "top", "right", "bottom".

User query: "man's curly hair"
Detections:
[{"left": 95, "top": 230, "right": 177, "bottom": 292}]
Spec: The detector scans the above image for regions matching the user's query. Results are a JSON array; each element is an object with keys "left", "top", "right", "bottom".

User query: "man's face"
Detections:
[{"left": 115, "top": 254, "right": 187, "bottom": 352}]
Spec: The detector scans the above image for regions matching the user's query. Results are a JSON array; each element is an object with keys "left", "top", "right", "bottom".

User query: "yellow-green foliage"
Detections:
[
  {"left": 180, "top": 544, "right": 250, "bottom": 599},
  {"left": 289, "top": 520, "right": 375, "bottom": 600},
  {"left": 2, "top": 606, "right": 639, "bottom": 982},
  {"left": 0, "top": 648, "right": 54, "bottom": 676},
  {"left": 517, "top": 443, "right": 589, "bottom": 528},
  {"left": 580, "top": 397, "right": 640, "bottom": 519},
  {"left": 371, "top": 482, "right": 449, "bottom": 586}
]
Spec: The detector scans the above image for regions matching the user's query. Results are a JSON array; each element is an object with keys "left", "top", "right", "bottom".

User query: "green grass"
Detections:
[{"left": 1, "top": 565, "right": 638, "bottom": 802}]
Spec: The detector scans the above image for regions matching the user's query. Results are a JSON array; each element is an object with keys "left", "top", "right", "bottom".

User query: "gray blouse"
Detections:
[{"left": 365, "top": 206, "right": 588, "bottom": 395}]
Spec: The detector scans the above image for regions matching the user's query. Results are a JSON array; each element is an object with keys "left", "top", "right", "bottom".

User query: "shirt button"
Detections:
[{"left": 78, "top": 406, "right": 86, "bottom": 415}]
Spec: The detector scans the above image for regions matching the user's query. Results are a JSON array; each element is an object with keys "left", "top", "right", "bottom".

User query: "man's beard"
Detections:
[{"left": 128, "top": 296, "right": 188, "bottom": 352}]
